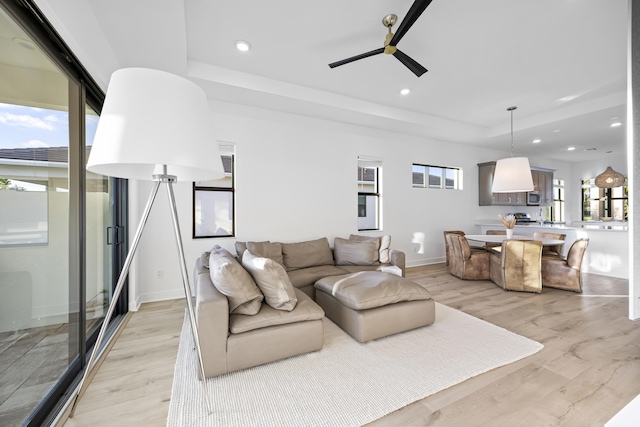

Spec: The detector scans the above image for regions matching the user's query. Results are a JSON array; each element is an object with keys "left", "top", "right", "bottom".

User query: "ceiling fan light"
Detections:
[
  {"left": 492, "top": 157, "right": 535, "bottom": 193},
  {"left": 595, "top": 166, "right": 625, "bottom": 188}
]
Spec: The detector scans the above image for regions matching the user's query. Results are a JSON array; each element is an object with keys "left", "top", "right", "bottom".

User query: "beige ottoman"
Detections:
[{"left": 314, "top": 271, "right": 435, "bottom": 343}]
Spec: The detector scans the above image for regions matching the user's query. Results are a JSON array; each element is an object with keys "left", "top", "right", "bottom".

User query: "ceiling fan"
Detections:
[{"left": 328, "top": 0, "right": 433, "bottom": 77}]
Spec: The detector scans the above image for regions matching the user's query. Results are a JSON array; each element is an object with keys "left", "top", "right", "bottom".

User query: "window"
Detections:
[
  {"left": 551, "top": 179, "right": 565, "bottom": 222},
  {"left": 581, "top": 178, "right": 628, "bottom": 221},
  {"left": 193, "top": 144, "right": 235, "bottom": 238},
  {"left": 412, "top": 163, "right": 462, "bottom": 189},
  {"left": 358, "top": 157, "right": 381, "bottom": 231}
]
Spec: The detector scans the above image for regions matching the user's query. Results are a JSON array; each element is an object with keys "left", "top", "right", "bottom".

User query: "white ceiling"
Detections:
[{"left": 43, "top": 0, "right": 629, "bottom": 162}]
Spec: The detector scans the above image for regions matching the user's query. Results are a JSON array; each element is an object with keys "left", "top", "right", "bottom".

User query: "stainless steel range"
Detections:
[{"left": 509, "top": 212, "right": 536, "bottom": 224}]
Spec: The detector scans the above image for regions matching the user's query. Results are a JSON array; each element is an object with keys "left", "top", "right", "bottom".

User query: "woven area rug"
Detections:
[{"left": 167, "top": 303, "right": 542, "bottom": 426}]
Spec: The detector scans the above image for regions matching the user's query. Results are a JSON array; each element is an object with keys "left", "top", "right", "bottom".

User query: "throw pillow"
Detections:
[
  {"left": 350, "top": 234, "right": 391, "bottom": 263},
  {"left": 209, "top": 245, "right": 264, "bottom": 315},
  {"left": 234, "top": 241, "right": 248, "bottom": 262},
  {"left": 334, "top": 237, "right": 380, "bottom": 266},
  {"left": 235, "top": 241, "right": 285, "bottom": 266},
  {"left": 242, "top": 250, "right": 298, "bottom": 311},
  {"left": 281, "top": 237, "right": 334, "bottom": 271}
]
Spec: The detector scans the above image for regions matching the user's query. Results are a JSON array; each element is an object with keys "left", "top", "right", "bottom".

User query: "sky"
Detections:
[{"left": 0, "top": 102, "right": 99, "bottom": 150}]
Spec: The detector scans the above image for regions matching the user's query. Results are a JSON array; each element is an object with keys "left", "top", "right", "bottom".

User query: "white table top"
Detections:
[{"left": 464, "top": 234, "right": 565, "bottom": 246}]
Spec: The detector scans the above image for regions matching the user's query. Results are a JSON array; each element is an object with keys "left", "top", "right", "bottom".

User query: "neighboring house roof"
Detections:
[{"left": 0, "top": 147, "right": 76, "bottom": 163}]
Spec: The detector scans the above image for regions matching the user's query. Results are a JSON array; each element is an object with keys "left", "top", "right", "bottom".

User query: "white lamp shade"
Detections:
[
  {"left": 87, "top": 68, "right": 224, "bottom": 182},
  {"left": 491, "top": 157, "right": 534, "bottom": 193}
]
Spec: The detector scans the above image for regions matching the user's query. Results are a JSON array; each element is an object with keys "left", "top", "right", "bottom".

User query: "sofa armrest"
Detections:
[
  {"left": 194, "top": 259, "right": 230, "bottom": 378},
  {"left": 389, "top": 249, "right": 406, "bottom": 277}
]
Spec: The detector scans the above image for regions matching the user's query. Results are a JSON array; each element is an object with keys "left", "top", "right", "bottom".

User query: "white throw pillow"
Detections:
[{"left": 242, "top": 250, "right": 298, "bottom": 311}]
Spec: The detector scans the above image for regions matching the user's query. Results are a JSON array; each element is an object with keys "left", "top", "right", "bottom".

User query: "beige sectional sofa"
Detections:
[
  {"left": 235, "top": 236, "right": 406, "bottom": 299},
  {"left": 194, "top": 235, "right": 407, "bottom": 378}
]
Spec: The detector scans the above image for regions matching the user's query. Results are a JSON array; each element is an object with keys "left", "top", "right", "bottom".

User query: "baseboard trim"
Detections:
[{"left": 406, "top": 257, "right": 444, "bottom": 268}]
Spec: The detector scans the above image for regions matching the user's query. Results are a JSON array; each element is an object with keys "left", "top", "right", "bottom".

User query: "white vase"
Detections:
[{"left": 506, "top": 228, "right": 514, "bottom": 239}]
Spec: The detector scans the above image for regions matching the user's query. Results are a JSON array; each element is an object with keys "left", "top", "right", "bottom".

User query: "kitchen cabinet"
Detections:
[
  {"left": 478, "top": 162, "right": 554, "bottom": 206},
  {"left": 531, "top": 168, "right": 554, "bottom": 205}
]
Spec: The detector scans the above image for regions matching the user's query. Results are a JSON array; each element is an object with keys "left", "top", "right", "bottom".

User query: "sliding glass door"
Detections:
[{"left": 0, "top": 2, "right": 125, "bottom": 425}]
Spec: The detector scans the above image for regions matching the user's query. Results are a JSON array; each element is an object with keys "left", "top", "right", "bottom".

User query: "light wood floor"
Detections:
[{"left": 63, "top": 265, "right": 639, "bottom": 427}]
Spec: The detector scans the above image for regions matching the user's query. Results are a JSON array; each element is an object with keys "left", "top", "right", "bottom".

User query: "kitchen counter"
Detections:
[
  {"left": 474, "top": 221, "right": 628, "bottom": 279},
  {"left": 571, "top": 221, "right": 629, "bottom": 231}
]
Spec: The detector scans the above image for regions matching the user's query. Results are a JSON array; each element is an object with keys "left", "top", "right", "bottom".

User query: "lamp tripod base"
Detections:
[{"left": 70, "top": 174, "right": 211, "bottom": 416}]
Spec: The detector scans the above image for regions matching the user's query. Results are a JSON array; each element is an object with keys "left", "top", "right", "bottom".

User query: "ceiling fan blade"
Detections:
[
  {"left": 389, "top": 0, "right": 434, "bottom": 46},
  {"left": 329, "top": 47, "right": 385, "bottom": 68},
  {"left": 393, "top": 50, "right": 428, "bottom": 77}
]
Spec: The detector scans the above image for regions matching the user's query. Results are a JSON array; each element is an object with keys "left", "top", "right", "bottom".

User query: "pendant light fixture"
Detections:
[
  {"left": 491, "top": 106, "right": 534, "bottom": 193},
  {"left": 595, "top": 166, "right": 625, "bottom": 188}
]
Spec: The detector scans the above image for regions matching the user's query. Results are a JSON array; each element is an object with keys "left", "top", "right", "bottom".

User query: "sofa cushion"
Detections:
[
  {"left": 314, "top": 271, "right": 431, "bottom": 311},
  {"left": 281, "top": 237, "right": 334, "bottom": 271},
  {"left": 235, "top": 241, "right": 284, "bottom": 266},
  {"left": 242, "top": 250, "right": 298, "bottom": 311},
  {"left": 334, "top": 237, "right": 380, "bottom": 266},
  {"left": 200, "top": 251, "right": 211, "bottom": 268},
  {"left": 287, "top": 265, "right": 352, "bottom": 288},
  {"left": 208, "top": 246, "right": 264, "bottom": 315},
  {"left": 350, "top": 234, "right": 391, "bottom": 263},
  {"left": 229, "top": 289, "right": 324, "bottom": 334}
]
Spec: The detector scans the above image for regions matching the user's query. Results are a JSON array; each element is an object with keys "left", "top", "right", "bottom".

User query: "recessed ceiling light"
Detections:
[
  {"left": 532, "top": 139, "right": 541, "bottom": 144},
  {"left": 400, "top": 88, "right": 411, "bottom": 95},
  {"left": 610, "top": 122, "right": 622, "bottom": 127},
  {"left": 567, "top": 146, "right": 576, "bottom": 151},
  {"left": 235, "top": 40, "right": 251, "bottom": 52}
]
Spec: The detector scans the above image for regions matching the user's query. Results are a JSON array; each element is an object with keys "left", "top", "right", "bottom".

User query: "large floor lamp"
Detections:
[{"left": 70, "top": 68, "right": 224, "bottom": 416}]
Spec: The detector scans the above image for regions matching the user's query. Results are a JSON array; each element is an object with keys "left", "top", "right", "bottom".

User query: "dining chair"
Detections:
[
  {"left": 533, "top": 231, "right": 566, "bottom": 258},
  {"left": 541, "top": 238, "right": 589, "bottom": 292},
  {"left": 446, "top": 234, "right": 491, "bottom": 280},
  {"left": 489, "top": 239, "right": 543, "bottom": 293},
  {"left": 443, "top": 230, "right": 465, "bottom": 265},
  {"left": 484, "top": 229, "right": 507, "bottom": 251}
]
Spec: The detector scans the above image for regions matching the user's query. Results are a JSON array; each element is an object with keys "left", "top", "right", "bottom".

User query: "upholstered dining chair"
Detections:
[
  {"left": 484, "top": 229, "right": 507, "bottom": 251},
  {"left": 443, "top": 230, "right": 465, "bottom": 265},
  {"left": 489, "top": 239, "right": 543, "bottom": 293},
  {"left": 533, "top": 231, "right": 566, "bottom": 257},
  {"left": 541, "top": 238, "right": 589, "bottom": 292},
  {"left": 446, "top": 234, "right": 491, "bottom": 280}
]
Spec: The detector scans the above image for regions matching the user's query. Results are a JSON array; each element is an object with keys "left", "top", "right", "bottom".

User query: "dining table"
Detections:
[{"left": 464, "top": 234, "right": 566, "bottom": 247}]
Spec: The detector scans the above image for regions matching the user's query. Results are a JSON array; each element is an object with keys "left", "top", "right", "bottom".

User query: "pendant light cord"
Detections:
[{"left": 507, "top": 106, "right": 517, "bottom": 158}]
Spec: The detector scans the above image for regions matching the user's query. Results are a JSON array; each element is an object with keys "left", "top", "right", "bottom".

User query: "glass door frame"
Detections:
[{"left": 0, "top": 1, "right": 128, "bottom": 425}]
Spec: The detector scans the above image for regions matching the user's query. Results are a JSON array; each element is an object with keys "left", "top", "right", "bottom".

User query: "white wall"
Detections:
[{"left": 131, "top": 102, "right": 575, "bottom": 304}]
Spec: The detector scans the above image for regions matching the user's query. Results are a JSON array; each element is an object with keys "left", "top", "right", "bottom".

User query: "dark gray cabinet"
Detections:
[
  {"left": 531, "top": 169, "right": 554, "bottom": 205},
  {"left": 478, "top": 162, "right": 554, "bottom": 206}
]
